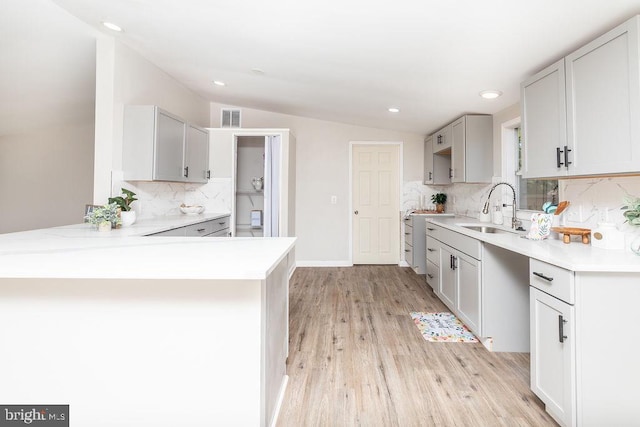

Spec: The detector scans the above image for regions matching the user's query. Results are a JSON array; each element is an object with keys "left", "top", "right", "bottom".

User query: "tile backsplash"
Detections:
[
  {"left": 559, "top": 176, "right": 640, "bottom": 230},
  {"left": 111, "top": 172, "right": 232, "bottom": 219},
  {"left": 405, "top": 175, "right": 640, "bottom": 235},
  {"left": 403, "top": 181, "right": 492, "bottom": 217}
]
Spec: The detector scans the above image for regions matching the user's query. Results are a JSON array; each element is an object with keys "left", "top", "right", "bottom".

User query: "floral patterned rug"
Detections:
[{"left": 410, "top": 312, "right": 478, "bottom": 343}]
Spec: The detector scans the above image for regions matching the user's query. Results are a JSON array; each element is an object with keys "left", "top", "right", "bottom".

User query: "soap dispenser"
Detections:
[{"left": 492, "top": 204, "right": 504, "bottom": 225}]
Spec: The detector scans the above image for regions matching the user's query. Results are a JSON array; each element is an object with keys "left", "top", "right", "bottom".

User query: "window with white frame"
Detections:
[{"left": 503, "top": 119, "right": 558, "bottom": 211}]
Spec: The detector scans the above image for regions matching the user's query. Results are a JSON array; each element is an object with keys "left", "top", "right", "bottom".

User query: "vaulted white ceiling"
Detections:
[{"left": 10, "top": 0, "right": 640, "bottom": 135}]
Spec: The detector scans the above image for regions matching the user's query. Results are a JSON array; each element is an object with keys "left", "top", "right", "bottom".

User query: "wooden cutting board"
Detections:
[{"left": 551, "top": 227, "right": 591, "bottom": 244}]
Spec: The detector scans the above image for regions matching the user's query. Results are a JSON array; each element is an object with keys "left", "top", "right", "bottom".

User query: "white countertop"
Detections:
[
  {"left": 425, "top": 216, "right": 640, "bottom": 272},
  {"left": 0, "top": 213, "right": 296, "bottom": 280}
]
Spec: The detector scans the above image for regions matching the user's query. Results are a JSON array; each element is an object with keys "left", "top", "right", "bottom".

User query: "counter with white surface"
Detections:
[
  {"left": 426, "top": 215, "right": 640, "bottom": 272},
  {"left": 0, "top": 219, "right": 295, "bottom": 427}
]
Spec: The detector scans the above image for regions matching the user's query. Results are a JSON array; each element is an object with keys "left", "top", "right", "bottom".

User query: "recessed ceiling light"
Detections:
[
  {"left": 213, "top": 80, "right": 226, "bottom": 86},
  {"left": 388, "top": 107, "right": 400, "bottom": 113},
  {"left": 479, "top": 90, "right": 502, "bottom": 99},
  {"left": 102, "top": 21, "right": 123, "bottom": 32}
]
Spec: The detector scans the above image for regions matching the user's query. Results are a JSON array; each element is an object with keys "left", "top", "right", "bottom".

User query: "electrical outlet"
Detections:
[{"left": 567, "top": 205, "right": 583, "bottom": 222}]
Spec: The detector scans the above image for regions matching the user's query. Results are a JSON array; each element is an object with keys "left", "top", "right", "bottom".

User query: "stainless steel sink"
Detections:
[{"left": 458, "top": 224, "right": 520, "bottom": 234}]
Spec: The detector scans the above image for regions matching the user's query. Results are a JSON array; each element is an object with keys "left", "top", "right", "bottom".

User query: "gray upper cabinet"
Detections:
[
  {"left": 451, "top": 115, "right": 493, "bottom": 183},
  {"left": 522, "top": 15, "right": 640, "bottom": 178},
  {"left": 424, "top": 135, "right": 434, "bottom": 184},
  {"left": 155, "top": 110, "right": 187, "bottom": 181},
  {"left": 427, "top": 115, "right": 492, "bottom": 184},
  {"left": 123, "top": 105, "right": 210, "bottom": 183},
  {"left": 521, "top": 59, "right": 568, "bottom": 178},
  {"left": 566, "top": 16, "right": 640, "bottom": 176},
  {"left": 185, "top": 124, "right": 210, "bottom": 183},
  {"left": 432, "top": 124, "right": 452, "bottom": 153}
]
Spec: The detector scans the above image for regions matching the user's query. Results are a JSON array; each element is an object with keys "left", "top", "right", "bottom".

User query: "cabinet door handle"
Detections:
[
  {"left": 184, "top": 166, "right": 189, "bottom": 178},
  {"left": 207, "top": 170, "right": 211, "bottom": 179},
  {"left": 556, "top": 147, "right": 564, "bottom": 168},
  {"left": 564, "top": 145, "right": 572, "bottom": 169},
  {"left": 354, "top": 210, "right": 359, "bottom": 215},
  {"left": 219, "top": 222, "right": 226, "bottom": 225},
  {"left": 452, "top": 256, "right": 457, "bottom": 270},
  {"left": 405, "top": 249, "right": 411, "bottom": 252},
  {"left": 449, "top": 168, "right": 453, "bottom": 178},
  {"left": 559, "top": 315, "right": 568, "bottom": 343},
  {"left": 427, "top": 248, "right": 435, "bottom": 252},
  {"left": 427, "top": 227, "right": 435, "bottom": 231},
  {"left": 428, "top": 171, "right": 432, "bottom": 180},
  {"left": 427, "top": 273, "right": 434, "bottom": 279},
  {"left": 197, "top": 228, "right": 206, "bottom": 232},
  {"left": 532, "top": 271, "right": 554, "bottom": 282}
]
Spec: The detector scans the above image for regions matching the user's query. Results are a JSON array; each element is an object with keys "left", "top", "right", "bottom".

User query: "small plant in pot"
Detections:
[
  {"left": 431, "top": 193, "right": 447, "bottom": 213},
  {"left": 621, "top": 194, "right": 640, "bottom": 254},
  {"left": 85, "top": 203, "right": 122, "bottom": 231},
  {"left": 109, "top": 188, "right": 137, "bottom": 227}
]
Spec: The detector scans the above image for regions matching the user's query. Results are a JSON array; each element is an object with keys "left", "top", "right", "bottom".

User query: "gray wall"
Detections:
[{"left": 0, "top": 0, "right": 97, "bottom": 233}]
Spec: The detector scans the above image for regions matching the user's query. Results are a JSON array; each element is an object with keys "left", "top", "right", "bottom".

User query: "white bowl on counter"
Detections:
[{"left": 180, "top": 205, "right": 204, "bottom": 215}]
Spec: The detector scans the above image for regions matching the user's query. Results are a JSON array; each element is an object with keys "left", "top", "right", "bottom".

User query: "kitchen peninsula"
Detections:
[{"left": 0, "top": 217, "right": 295, "bottom": 427}]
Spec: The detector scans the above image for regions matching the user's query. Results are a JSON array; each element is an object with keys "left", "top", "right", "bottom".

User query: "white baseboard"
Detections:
[
  {"left": 270, "top": 374, "right": 289, "bottom": 427},
  {"left": 399, "top": 260, "right": 410, "bottom": 267},
  {"left": 295, "top": 260, "right": 353, "bottom": 267}
]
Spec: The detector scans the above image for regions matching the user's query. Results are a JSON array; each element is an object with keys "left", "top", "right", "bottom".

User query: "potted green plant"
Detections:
[
  {"left": 431, "top": 193, "right": 447, "bottom": 213},
  {"left": 621, "top": 194, "right": 640, "bottom": 254},
  {"left": 109, "top": 188, "right": 137, "bottom": 227},
  {"left": 85, "top": 203, "right": 122, "bottom": 231}
]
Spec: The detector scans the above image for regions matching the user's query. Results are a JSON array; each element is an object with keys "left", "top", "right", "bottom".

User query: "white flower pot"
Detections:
[
  {"left": 98, "top": 221, "right": 112, "bottom": 232},
  {"left": 120, "top": 210, "right": 136, "bottom": 227}
]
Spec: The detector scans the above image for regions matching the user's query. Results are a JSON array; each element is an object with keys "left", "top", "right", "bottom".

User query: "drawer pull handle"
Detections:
[
  {"left": 427, "top": 248, "right": 435, "bottom": 252},
  {"left": 427, "top": 273, "right": 434, "bottom": 279},
  {"left": 405, "top": 249, "right": 411, "bottom": 252},
  {"left": 559, "top": 315, "right": 568, "bottom": 343},
  {"left": 404, "top": 233, "right": 410, "bottom": 235},
  {"left": 427, "top": 228, "right": 435, "bottom": 231},
  {"left": 564, "top": 145, "right": 572, "bottom": 169},
  {"left": 556, "top": 147, "right": 563, "bottom": 168},
  {"left": 533, "top": 271, "right": 553, "bottom": 282},
  {"left": 197, "top": 228, "right": 206, "bottom": 232},
  {"left": 219, "top": 222, "right": 226, "bottom": 225}
]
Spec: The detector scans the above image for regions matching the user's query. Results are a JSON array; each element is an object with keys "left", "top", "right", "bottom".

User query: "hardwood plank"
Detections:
[{"left": 277, "top": 266, "right": 556, "bottom": 426}]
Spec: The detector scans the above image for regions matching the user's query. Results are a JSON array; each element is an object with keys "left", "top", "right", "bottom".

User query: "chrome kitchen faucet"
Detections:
[{"left": 482, "top": 182, "right": 523, "bottom": 230}]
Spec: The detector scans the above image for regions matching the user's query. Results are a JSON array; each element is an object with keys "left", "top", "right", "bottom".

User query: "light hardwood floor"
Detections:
[{"left": 277, "top": 266, "right": 557, "bottom": 427}]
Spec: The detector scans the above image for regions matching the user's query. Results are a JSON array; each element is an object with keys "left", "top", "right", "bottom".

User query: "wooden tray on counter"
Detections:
[{"left": 551, "top": 227, "right": 591, "bottom": 244}]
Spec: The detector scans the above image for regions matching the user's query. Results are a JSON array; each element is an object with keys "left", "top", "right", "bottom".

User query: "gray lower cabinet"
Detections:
[
  {"left": 403, "top": 215, "right": 426, "bottom": 274},
  {"left": 425, "top": 221, "right": 530, "bottom": 351},
  {"left": 147, "top": 216, "right": 230, "bottom": 237}
]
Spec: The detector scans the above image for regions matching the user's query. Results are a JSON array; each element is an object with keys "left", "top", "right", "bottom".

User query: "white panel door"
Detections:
[{"left": 352, "top": 144, "right": 400, "bottom": 264}]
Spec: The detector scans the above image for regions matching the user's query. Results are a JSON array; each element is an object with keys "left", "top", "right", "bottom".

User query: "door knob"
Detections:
[{"left": 354, "top": 210, "right": 359, "bottom": 215}]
